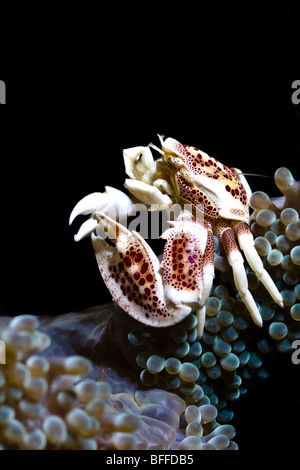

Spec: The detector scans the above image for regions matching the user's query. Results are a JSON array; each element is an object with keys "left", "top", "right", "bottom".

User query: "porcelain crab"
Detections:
[{"left": 69, "top": 136, "right": 283, "bottom": 337}]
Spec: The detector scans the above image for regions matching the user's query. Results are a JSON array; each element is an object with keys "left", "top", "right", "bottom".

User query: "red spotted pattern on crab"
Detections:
[
  {"left": 91, "top": 213, "right": 193, "bottom": 328},
  {"left": 108, "top": 237, "right": 171, "bottom": 320},
  {"left": 161, "top": 138, "right": 248, "bottom": 220}
]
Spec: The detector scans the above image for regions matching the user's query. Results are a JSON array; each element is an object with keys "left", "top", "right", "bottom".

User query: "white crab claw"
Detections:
[
  {"left": 123, "top": 146, "right": 156, "bottom": 183},
  {"left": 74, "top": 218, "right": 99, "bottom": 242},
  {"left": 69, "top": 186, "right": 136, "bottom": 241},
  {"left": 69, "top": 186, "right": 135, "bottom": 225},
  {"left": 124, "top": 179, "right": 172, "bottom": 207},
  {"left": 69, "top": 192, "right": 108, "bottom": 226}
]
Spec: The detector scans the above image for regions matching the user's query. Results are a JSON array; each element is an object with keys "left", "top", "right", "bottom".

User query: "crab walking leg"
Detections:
[
  {"left": 91, "top": 212, "right": 191, "bottom": 328},
  {"left": 218, "top": 227, "right": 263, "bottom": 327},
  {"left": 195, "top": 306, "right": 206, "bottom": 338},
  {"left": 196, "top": 225, "right": 215, "bottom": 337},
  {"left": 234, "top": 222, "right": 284, "bottom": 307}
]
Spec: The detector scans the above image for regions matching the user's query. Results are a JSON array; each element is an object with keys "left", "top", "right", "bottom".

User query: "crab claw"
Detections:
[
  {"left": 123, "top": 145, "right": 156, "bottom": 184},
  {"left": 160, "top": 214, "right": 215, "bottom": 337},
  {"left": 69, "top": 192, "right": 108, "bottom": 226},
  {"left": 69, "top": 186, "right": 135, "bottom": 241},
  {"left": 91, "top": 212, "right": 191, "bottom": 328}
]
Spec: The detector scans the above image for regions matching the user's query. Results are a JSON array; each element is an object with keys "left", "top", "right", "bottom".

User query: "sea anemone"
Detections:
[{"left": 0, "top": 310, "right": 236, "bottom": 449}]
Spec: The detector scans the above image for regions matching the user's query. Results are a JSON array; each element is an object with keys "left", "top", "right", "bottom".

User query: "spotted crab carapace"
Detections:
[{"left": 69, "top": 136, "right": 283, "bottom": 336}]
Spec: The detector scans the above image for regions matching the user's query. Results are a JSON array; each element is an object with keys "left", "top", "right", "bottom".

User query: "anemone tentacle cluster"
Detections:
[{"left": 0, "top": 313, "right": 237, "bottom": 450}]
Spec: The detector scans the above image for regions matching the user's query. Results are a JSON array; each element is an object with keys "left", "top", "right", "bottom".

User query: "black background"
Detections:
[{"left": 0, "top": 5, "right": 299, "bottom": 452}]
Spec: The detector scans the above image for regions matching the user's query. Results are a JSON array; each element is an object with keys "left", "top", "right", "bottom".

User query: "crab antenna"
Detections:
[
  {"left": 149, "top": 141, "right": 164, "bottom": 155},
  {"left": 237, "top": 173, "right": 273, "bottom": 178}
]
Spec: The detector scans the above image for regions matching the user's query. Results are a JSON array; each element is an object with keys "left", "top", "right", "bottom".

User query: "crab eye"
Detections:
[{"left": 172, "top": 157, "right": 184, "bottom": 167}]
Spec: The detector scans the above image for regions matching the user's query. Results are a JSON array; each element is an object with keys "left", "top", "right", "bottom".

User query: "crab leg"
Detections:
[
  {"left": 234, "top": 222, "right": 284, "bottom": 307},
  {"left": 91, "top": 212, "right": 191, "bottom": 328},
  {"left": 196, "top": 225, "right": 215, "bottom": 337},
  {"left": 217, "top": 226, "right": 263, "bottom": 327}
]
